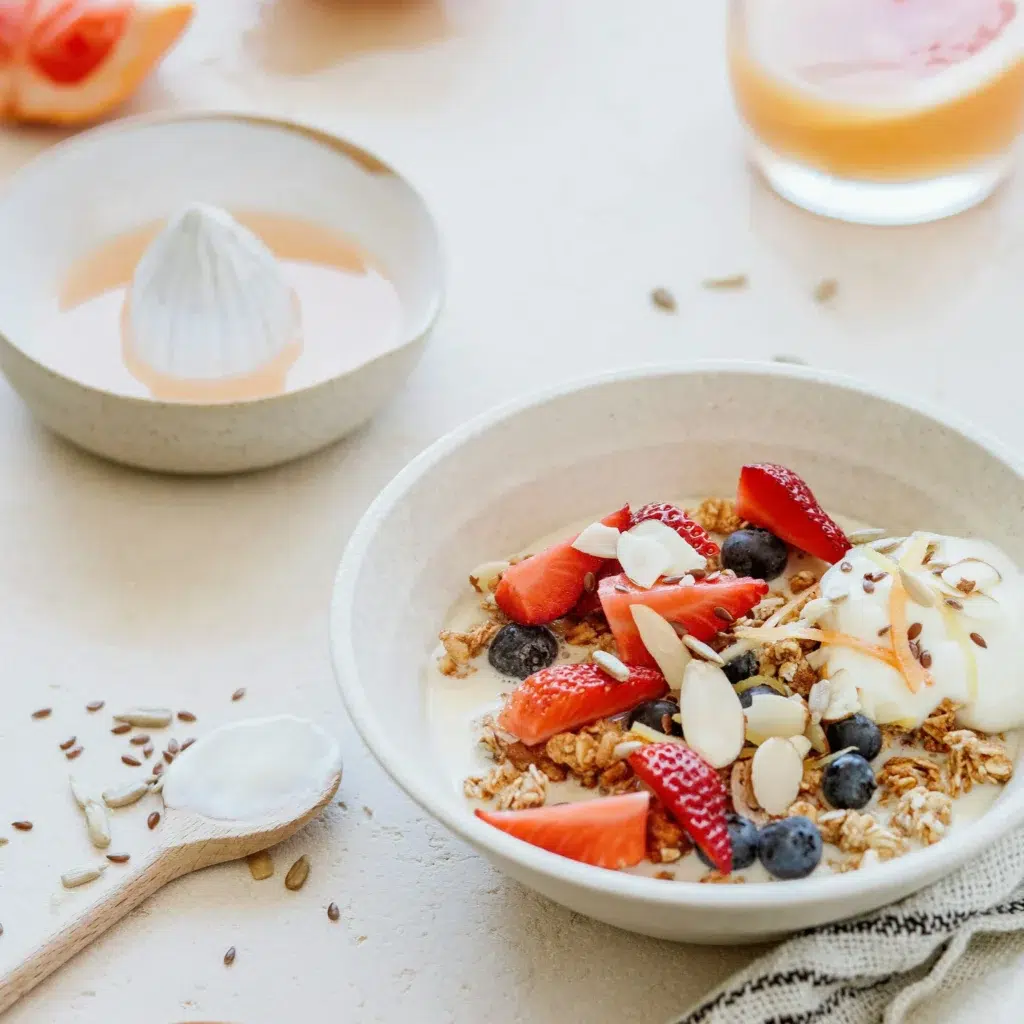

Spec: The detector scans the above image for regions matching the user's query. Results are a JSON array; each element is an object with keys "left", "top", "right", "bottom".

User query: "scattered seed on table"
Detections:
[
  {"left": 152, "top": 762, "right": 164, "bottom": 777},
  {"left": 362, "top": 806, "right": 374, "bottom": 818},
  {"left": 106, "top": 853, "right": 130, "bottom": 864},
  {"left": 247, "top": 850, "right": 273, "bottom": 881},
  {"left": 223, "top": 946, "right": 236, "bottom": 966},
  {"left": 65, "top": 746, "right": 83, "bottom": 761},
  {"left": 61, "top": 864, "right": 106, "bottom": 889},
  {"left": 177, "top": 710, "right": 196, "bottom": 723},
  {"left": 970, "top": 632, "right": 988, "bottom": 648},
  {"left": 129, "top": 734, "right": 150, "bottom": 746},
  {"left": 147, "top": 812, "right": 160, "bottom": 830},
  {"left": 31, "top": 708, "right": 51, "bottom": 720},
  {"left": 59, "top": 736, "right": 77, "bottom": 751},
  {"left": 111, "top": 724, "right": 131, "bottom": 735},
  {"left": 142, "top": 745, "right": 153, "bottom": 759},
  {"left": 650, "top": 287, "right": 677, "bottom": 312},
  {"left": 121, "top": 755, "right": 141, "bottom": 767},
  {"left": 167, "top": 738, "right": 180, "bottom": 754},
  {"left": 12, "top": 822, "right": 32, "bottom": 832},
  {"left": 113, "top": 708, "right": 172, "bottom": 729},
  {"left": 284, "top": 855, "right": 310, "bottom": 891},
  {"left": 702, "top": 273, "right": 748, "bottom": 290},
  {"left": 85, "top": 701, "right": 105, "bottom": 712},
  {"left": 813, "top": 278, "right": 838, "bottom": 303},
  {"left": 102, "top": 781, "right": 148, "bottom": 808},
  {"left": 327, "top": 902, "right": 340, "bottom": 922},
  {"left": 180, "top": 738, "right": 195, "bottom": 751},
  {"left": 231, "top": 688, "right": 246, "bottom": 702},
  {"left": 163, "top": 750, "right": 174, "bottom": 764},
  {"left": 0, "top": 838, "right": 8, "bottom": 846}
]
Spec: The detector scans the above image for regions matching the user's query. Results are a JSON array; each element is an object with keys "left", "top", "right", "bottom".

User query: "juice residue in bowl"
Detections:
[{"left": 38, "top": 211, "right": 405, "bottom": 402}]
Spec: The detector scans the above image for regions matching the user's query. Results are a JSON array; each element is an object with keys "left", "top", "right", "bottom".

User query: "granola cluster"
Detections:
[
  {"left": 689, "top": 497, "right": 743, "bottom": 535},
  {"left": 757, "top": 637, "right": 820, "bottom": 696}
]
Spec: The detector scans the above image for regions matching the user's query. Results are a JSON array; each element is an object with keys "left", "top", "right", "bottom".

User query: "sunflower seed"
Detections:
[
  {"left": 591, "top": 650, "right": 630, "bottom": 682},
  {"left": 846, "top": 528, "right": 887, "bottom": 545},
  {"left": 121, "top": 755, "right": 141, "bottom": 767},
  {"left": 247, "top": 850, "right": 273, "bottom": 881},
  {"left": 327, "top": 902, "right": 340, "bottom": 921},
  {"left": 231, "top": 688, "right": 246, "bottom": 702},
  {"left": 113, "top": 708, "right": 172, "bottom": 729},
  {"left": 177, "top": 710, "right": 197, "bottom": 723},
  {"left": 61, "top": 864, "right": 107, "bottom": 889},
  {"left": 31, "top": 708, "right": 51, "bottom": 720},
  {"left": 106, "top": 853, "right": 130, "bottom": 864},
  {"left": 147, "top": 812, "right": 160, "bottom": 830},
  {"left": 59, "top": 736, "right": 77, "bottom": 751},
  {"left": 285, "top": 855, "right": 310, "bottom": 891},
  {"left": 85, "top": 701, "right": 105, "bottom": 712},
  {"left": 11, "top": 822, "right": 32, "bottom": 831},
  {"left": 870, "top": 537, "right": 905, "bottom": 554},
  {"left": 223, "top": 946, "right": 236, "bottom": 966},
  {"left": 69, "top": 776, "right": 93, "bottom": 809},
  {"left": 84, "top": 801, "right": 111, "bottom": 849},
  {"left": 111, "top": 724, "right": 131, "bottom": 735},
  {"left": 682, "top": 634, "right": 725, "bottom": 665},
  {"left": 102, "top": 781, "right": 149, "bottom": 808}
]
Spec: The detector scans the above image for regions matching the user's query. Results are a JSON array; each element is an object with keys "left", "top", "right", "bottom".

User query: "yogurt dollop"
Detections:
[{"left": 818, "top": 533, "right": 1024, "bottom": 732}]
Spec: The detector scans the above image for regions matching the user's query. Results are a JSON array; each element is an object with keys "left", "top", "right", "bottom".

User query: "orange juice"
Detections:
[{"left": 729, "top": 0, "right": 1024, "bottom": 183}]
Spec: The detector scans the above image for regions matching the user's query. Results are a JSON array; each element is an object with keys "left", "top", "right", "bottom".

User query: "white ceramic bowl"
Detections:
[
  {"left": 330, "top": 363, "right": 1024, "bottom": 943},
  {"left": 0, "top": 112, "right": 442, "bottom": 474}
]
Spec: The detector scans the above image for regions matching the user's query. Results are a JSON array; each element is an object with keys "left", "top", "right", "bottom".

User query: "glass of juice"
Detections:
[{"left": 728, "top": 0, "right": 1024, "bottom": 224}]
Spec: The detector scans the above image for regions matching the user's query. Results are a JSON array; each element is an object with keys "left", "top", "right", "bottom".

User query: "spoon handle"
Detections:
[{"left": 0, "top": 842, "right": 186, "bottom": 1013}]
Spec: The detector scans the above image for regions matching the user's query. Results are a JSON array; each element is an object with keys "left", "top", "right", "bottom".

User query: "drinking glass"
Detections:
[{"left": 728, "top": 0, "right": 1024, "bottom": 224}]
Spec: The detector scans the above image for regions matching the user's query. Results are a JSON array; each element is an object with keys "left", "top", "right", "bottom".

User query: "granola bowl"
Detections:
[{"left": 330, "top": 362, "right": 1024, "bottom": 943}]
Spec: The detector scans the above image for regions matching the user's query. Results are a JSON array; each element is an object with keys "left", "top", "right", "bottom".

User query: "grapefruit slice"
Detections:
[{"left": 4, "top": 0, "right": 193, "bottom": 124}]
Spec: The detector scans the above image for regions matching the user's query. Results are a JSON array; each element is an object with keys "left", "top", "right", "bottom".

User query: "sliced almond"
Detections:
[
  {"left": 592, "top": 649, "right": 630, "bottom": 682},
  {"left": 629, "top": 604, "right": 691, "bottom": 690},
  {"left": 800, "top": 597, "right": 833, "bottom": 626},
  {"left": 627, "top": 519, "right": 706, "bottom": 575},
  {"left": 744, "top": 693, "right": 809, "bottom": 745},
  {"left": 788, "top": 735, "right": 813, "bottom": 759},
  {"left": 822, "top": 669, "right": 861, "bottom": 722},
  {"left": 805, "top": 718, "right": 830, "bottom": 754},
  {"left": 898, "top": 566, "right": 936, "bottom": 608},
  {"left": 617, "top": 531, "right": 673, "bottom": 589},
  {"left": 571, "top": 522, "right": 621, "bottom": 559},
  {"left": 678, "top": 661, "right": 745, "bottom": 768},
  {"left": 682, "top": 634, "right": 725, "bottom": 666},
  {"left": 847, "top": 527, "right": 887, "bottom": 545},
  {"left": 730, "top": 760, "right": 769, "bottom": 826},
  {"left": 808, "top": 679, "right": 831, "bottom": 723},
  {"left": 940, "top": 558, "right": 1001, "bottom": 594},
  {"left": 751, "top": 737, "right": 804, "bottom": 815}
]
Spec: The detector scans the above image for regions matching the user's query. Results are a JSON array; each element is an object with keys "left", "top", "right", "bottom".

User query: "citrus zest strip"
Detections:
[{"left": 733, "top": 625, "right": 901, "bottom": 670}]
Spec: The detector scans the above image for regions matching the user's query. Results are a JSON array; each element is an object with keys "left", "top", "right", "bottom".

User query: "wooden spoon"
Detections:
[{"left": 0, "top": 749, "right": 341, "bottom": 1011}]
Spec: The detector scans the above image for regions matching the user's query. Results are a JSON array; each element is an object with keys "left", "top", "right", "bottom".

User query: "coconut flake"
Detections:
[
  {"left": 822, "top": 669, "right": 861, "bottom": 722},
  {"left": 751, "top": 738, "right": 803, "bottom": 816},
  {"left": 678, "top": 661, "right": 745, "bottom": 768},
  {"left": 629, "top": 604, "right": 691, "bottom": 690},
  {"left": 572, "top": 522, "right": 621, "bottom": 559},
  {"left": 745, "top": 693, "right": 809, "bottom": 745},
  {"left": 617, "top": 531, "right": 673, "bottom": 589},
  {"left": 627, "top": 519, "right": 707, "bottom": 575}
]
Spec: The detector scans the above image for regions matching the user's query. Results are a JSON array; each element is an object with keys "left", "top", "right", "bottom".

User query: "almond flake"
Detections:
[
  {"left": 940, "top": 559, "right": 1000, "bottom": 594},
  {"left": 682, "top": 634, "right": 725, "bottom": 666},
  {"left": 591, "top": 650, "right": 630, "bottom": 682},
  {"left": 752, "top": 737, "right": 804, "bottom": 816},
  {"left": 627, "top": 519, "right": 706, "bottom": 576},
  {"left": 789, "top": 735, "right": 813, "bottom": 759},
  {"left": 899, "top": 567, "right": 937, "bottom": 608},
  {"left": 629, "top": 604, "right": 691, "bottom": 690},
  {"left": 617, "top": 531, "right": 673, "bottom": 589},
  {"left": 745, "top": 693, "right": 809, "bottom": 745},
  {"left": 871, "top": 537, "right": 906, "bottom": 554},
  {"left": 678, "top": 661, "right": 745, "bottom": 768},
  {"left": 571, "top": 522, "right": 621, "bottom": 559},
  {"left": 800, "top": 597, "right": 833, "bottom": 627}
]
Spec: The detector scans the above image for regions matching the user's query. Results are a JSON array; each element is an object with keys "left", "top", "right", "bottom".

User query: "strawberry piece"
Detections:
[
  {"left": 736, "top": 464, "right": 850, "bottom": 564},
  {"left": 495, "top": 505, "right": 630, "bottom": 626},
  {"left": 629, "top": 743, "right": 732, "bottom": 873},
  {"left": 30, "top": 1, "right": 131, "bottom": 86},
  {"left": 598, "top": 573, "right": 769, "bottom": 666},
  {"left": 498, "top": 662, "right": 666, "bottom": 746},
  {"left": 631, "top": 503, "right": 719, "bottom": 557},
  {"left": 475, "top": 791, "right": 650, "bottom": 869}
]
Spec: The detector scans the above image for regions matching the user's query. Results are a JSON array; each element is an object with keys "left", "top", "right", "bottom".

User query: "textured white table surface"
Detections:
[{"left": 2, "top": 2, "right": 1024, "bottom": 1022}]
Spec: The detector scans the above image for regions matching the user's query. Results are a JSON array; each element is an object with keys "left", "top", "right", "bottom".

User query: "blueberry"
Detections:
[
  {"left": 627, "top": 699, "right": 682, "bottom": 737},
  {"left": 758, "top": 816, "right": 823, "bottom": 880},
  {"left": 826, "top": 714, "right": 883, "bottom": 762},
  {"left": 738, "top": 683, "right": 779, "bottom": 710},
  {"left": 697, "top": 813, "right": 760, "bottom": 871},
  {"left": 822, "top": 752, "right": 877, "bottom": 810},
  {"left": 487, "top": 624, "right": 558, "bottom": 679},
  {"left": 721, "top": 528, "right": 789, "bottom": 581},
  {"left": 723, "top": 649, "right": 759, "bottom": 685}
]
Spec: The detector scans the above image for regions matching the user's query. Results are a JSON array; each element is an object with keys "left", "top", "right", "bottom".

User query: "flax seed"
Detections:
[
  {"left": 121, "top": 755, "right": 141, "bottom": 767},
  {"left": 713, "top": 606, "right": 734, "bottom": 623},
  {"left": 111, "top": 724, "right": 131, "bottom": 735},
  {"left": 65, "top": 746, "right": 83, "bottom": 760},
  {"left": 223, "top": 946, "right": 236, "bottom": 966},
  {"left": 920, "top": 651, "right": 933, "bottom": 669},
  {"left": 862, "top": 579, "right": 875, "bottom": 594},
  {"left": 129, "top": 734, "right": 150, "bottom": 746},
  {"left": 840, "top": 561, "right": 853, "bottom": 573},
  {"left": 231, "top": 688, "right": 246, "bottom": 702},
  {"left": 59, "top": 736, "right": 77, "bottom": 751},
  {"left": 907, "top": 622, "right": 922, "bottom": 641},
  {"left": 31, "top": 708, "right": 51, "bottom": 720},
  {"left": 85, "top": 701, "right": 105, "bottom": 712},
  {"left": 11, "top": 822, "right": 32, "bottom": 831},
  {"left": 970, "top": 632, "right": 987, "bottom": 648},
  {"left": 327, "top": 902, "right": 340, "bottom": 921},
  {"left": 147, "top": 812, "right": 160, "bottom": 830},
  {"left": 167, "top": 738, "right": 180, "bottom": 754},
  {"left": 106, "top": 853, "right": 130, "bottom": 864},
  {"left": 177, "top": 710, "right": 197, "bottom": 723}
]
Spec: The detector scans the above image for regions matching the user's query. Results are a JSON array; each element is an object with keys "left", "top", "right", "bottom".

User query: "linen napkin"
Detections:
[{"left": 674, "top": 827, "right": 1024, "bottom": 1024}]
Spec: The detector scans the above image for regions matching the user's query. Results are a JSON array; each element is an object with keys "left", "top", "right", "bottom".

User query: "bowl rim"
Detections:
[
  {"left": 330, "top": 360, "right": 1024, "bottom": 909},
  {"left": 0, "top": 109, "right": 444, "bottom": 412}
]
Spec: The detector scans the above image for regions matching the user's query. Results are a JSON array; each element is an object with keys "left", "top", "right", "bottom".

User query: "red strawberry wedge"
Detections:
[
  {"left": 598, "top": 574, "right": 769, "bottom": 666},
  {"left": 736, "top": 464, "right": 850, "bottom": 564},
  {"left": 495, "top": 505, "right": 631, "bottom": 625},
  {"left": 631, "top": 503, "right": 719, "bottom": 557},
  {"left": 498, "top": 663, "right": 666, "bottom": 746},
  {"left": 476, "top": 791, "right": 650, "bottom": 869},
  {"left": 629, "top": 743, "right": 732, "bottom": 873}
]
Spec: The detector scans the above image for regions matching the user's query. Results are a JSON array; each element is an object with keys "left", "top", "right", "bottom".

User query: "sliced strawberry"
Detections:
[
  {"left": 498, "top": 662, "right": 666, "bottom": 746},
  {"left": 571, "top": 560, "right": 621, "bottom": 618},
  {"left": 631, "top": 503, "right": 719, "bottom": 557},
  {"left": 736, "top": 464, "right": 850, "bottom": 564},
  {"left": 629, "top": 743, "right": 731, "bottom": 873},
  {"left": 598, "top": 573, "right": 769, "bottom": 666},
  {"left": 0, "top": 1, "right": 31, "bottom": 64},
  {"left": 475, "top": 791, "right": 650, "bottom": 869},
  {"left": 29, "top": 0, "right": 131, "bottom": 86},
  {"left": 495, "top": 505, "right": 630, "bottom": 626}
]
